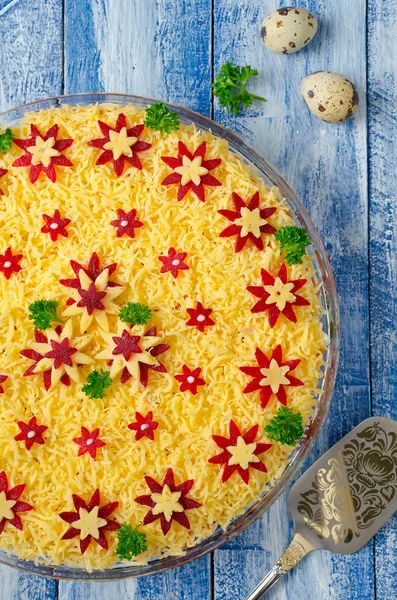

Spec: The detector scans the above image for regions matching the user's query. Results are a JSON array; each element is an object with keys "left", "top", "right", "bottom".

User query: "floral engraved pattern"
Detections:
[{"left": 297, "top": 422, "right": 397, "bottom": 545}]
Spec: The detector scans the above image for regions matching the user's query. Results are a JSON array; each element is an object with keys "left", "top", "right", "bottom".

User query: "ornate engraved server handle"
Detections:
[{"left": 245, "top": 533, "right": 315, "bottom": 600}]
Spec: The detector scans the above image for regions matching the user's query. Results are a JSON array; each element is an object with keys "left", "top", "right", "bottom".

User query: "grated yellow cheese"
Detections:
[{"left": 0, "top": 103, "right": 326, "bottom": 570}]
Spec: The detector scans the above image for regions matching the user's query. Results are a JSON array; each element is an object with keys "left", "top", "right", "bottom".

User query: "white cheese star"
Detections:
[
  {"left": 234, "top": 207, "right": 267, "bottom": 238},
  {"left": 174, "top": 155, "right": 209, "bottom": 186},
  {"left": 260, "top": 359, "right": 290, "bottom": 393},
  {"left": 151, "top": 485, "right": 184, "bottom": 521},
  {"left": 73, "top": 506, "right": 107, "bottom": 540},
  {"left": 103, "top": 127, "right": 137, "bottom": 160},
  {"left": 27, "top": 137, "right": 61, "bottom": 168},
  {"left": 226, "top": 436, "right": 260, "bottom": 470},
  {"left": 0, "top": 491, "right": 15, "bottom": 521},
  {"left": 264, "top": 277, "right": 296, "bottom": 311}
]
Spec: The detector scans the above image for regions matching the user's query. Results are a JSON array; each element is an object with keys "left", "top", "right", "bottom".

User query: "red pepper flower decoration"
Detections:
[
  {"left": 128, "top": 411, "right": 159, "bottom": 441},
  {"left": 14, "top": 416, "right": 48, "bottom": 451},
  {"left": 60, "top": 253, "right": 124, "bottom": 333},
  {"left": 13, "top": 124, "right": 73, "bottom": 183},
  {"left": 135, "top": 468, "right": 201, "bottom": 535},
  {"left": 21, "top": 320, "right": 93, "bottom": 391},
  {"left": 88, "top": 114, "right": 151, "bottom": 176},
  {"left": 0, "top": 247, "right": 23, "bottom": 280},
  {"left": 0, "top": 375, "right": 8, "bottom": 393},
  {"left": 161, "top": 141, "right": 221, "bottom": 202},
  {"left": 41, "top": 209, "right": 71, "bottom": 241},
  {"left": 0, "top": 169, "right": 7, "bottom": 195},
  {"left": 159, "top": 247, "right": 189, "bottom": 279},
  {"left": 97, "top": 325, "right": 170, "bottom": 387},
  {"left": 247, "top": 263, "right": 310, "bottom": 328},
  {"left": 240, "top": 345, "right": 303, "bottom": 409},
  {"left": 59, "top": 489, "right": 120, "bottom": 554},
  {"left": 175, "top": 365, "right": 206, "bottom": 395},
  {"left": 110, "top": 208, "right": 143, "bottom": 238},
  {"left": 73, "top": 427, "right": 106, "bottom": 459},
  {"left": 208, "top": 420, "right": 272, "bottom": 484},
  {"left": 0, "top": 471, "right": 33, "bottom": 535},
  {"left": 218, "top": 192, "right": 277, "bottom": 252},
  {"left": 186, "top": 301, "right": 215, "bottom": 332}
]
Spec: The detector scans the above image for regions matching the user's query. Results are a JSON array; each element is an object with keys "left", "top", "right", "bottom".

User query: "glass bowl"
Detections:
[{"left": 0, "top": 93, "right": 339, "bottom": 580}]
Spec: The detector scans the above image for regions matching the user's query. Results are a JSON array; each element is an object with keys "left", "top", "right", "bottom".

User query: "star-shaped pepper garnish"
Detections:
[
  {"left": 13, "top": 124, "right": 73, "bottom": 183},
  {"left": 218, "top": 192, "right": 277, "bottom": 252},
  {"left": 110, "top": 208, "right": 143, "bottom": 238},
  {"left": 96, "top": 324, "right": 170, "bottom": 387},
  {"left": 247, "top": 263, "right": 310, "bottom": 328},
  {"left": 0, "top": 169, "right": 8, "bottom": 196},
  {"left": 21, "top": 320, "right": 93, "bottom": 391},
  {"left": 0, "top": 247, "right": 23, "bottom": 280},
  {"left": 0, "top": 374, "right": 8, "bottom": 393},
  {"left": 161, "top": 141, "right": 222, "bottom": 202},
  {"left": 175, "top": 365, "right": 206, "bottom": 395},
  {"left": 88, "top": 114, "right": 151, "bottom": 176},
  {"left": 14, "top": 416, "right": 48, "bottom": 451},
  {"left": 60, "top": 253, "right": 124, "bottom": 333},
  {"left": 128, "top": 411, "right": 159, "bottom": 441},
  {"left": 159, "top": 247, "right": 189, "bottom": 279},
  {"left": 135, "top": 468, "right": 201, "bottom": 535},
  {"left": 208, "top": 420, "right": 272, "bottom": 484},
  {"left": 73, "top": 427, "right": 106, "bottom": 459},
  {"left": 41, "top": 209, "right": 71, "bottom": 241},
  {"left": 186, "top": 301, "right": 215, "bottom": 332},
  {"left": 0, "top": 471, "right": 33, "bottom": 535},
  {"left": 240, "top": 345, "right": 303, "bottom": 409},
  {"left": 59, "top": 489, "right": 120, "bottom": 554}
]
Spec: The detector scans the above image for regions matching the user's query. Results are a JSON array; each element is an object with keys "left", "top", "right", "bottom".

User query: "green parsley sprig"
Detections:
[
  {"left": 28, "top": 299, "right": 62, "bottom": 331},
  {"left": 274, "top": 226, "right": 311, "bottom": 265},
  {"left": 212, "top": 61, "right": 266, "bottom": 115},
  {"left": 82, "top": 369, "right": 112, "bottom": 400},
  {"left": 265, "top": 406, "right": 304, "bottom": 446},
  {"left": 0, "top": 128, "right": 14, "bottom": 154},
  {"left": 116, "top": 523, "right": 148, "bottom": 560},
  {"left": 144, "top": 102, "right": 180, "bottom": 136},
  {"left": 119, "top": 302, "right": 152, "bottom": 326}
]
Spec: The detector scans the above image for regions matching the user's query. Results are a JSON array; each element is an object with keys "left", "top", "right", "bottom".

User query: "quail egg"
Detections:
[
  {"left": 301, "top": 71, "right": 359, "bottom": 123},
  {"left": 261, "top": 7, "right": 318, "bottom": 54}
]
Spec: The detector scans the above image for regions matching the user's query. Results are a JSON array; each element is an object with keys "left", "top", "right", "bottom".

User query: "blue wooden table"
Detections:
[{"left": 0, "top": 0, "right": 396, "bottom": 598}]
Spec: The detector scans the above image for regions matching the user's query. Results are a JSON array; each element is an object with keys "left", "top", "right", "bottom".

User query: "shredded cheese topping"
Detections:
[{"left": 0, "top": 103, "right": 326, "bottom": 570}]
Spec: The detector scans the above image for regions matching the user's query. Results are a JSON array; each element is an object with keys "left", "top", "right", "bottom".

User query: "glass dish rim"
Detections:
[{"left": 0, "top": 92, "right": 340, "bottom": 580}]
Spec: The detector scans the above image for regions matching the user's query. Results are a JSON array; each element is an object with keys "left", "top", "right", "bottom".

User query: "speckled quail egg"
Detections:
[
  {"left": 301, "top": 71, "right": 359, "bottom": 123},
  {"left": 261, "top": 7, "right": 318, "bottom": 54}
]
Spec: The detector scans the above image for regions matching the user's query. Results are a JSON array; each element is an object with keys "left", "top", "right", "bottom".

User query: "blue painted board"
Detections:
[{"left": 367, "top": 0, "right": 397, "bottom": 598}]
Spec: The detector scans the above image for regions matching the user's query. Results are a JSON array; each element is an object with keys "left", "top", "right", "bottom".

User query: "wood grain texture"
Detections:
[
  {"left": 367, "top": 1, "right": 397, "bottom": 598},
  {"left": 212, "top": 1, "right": 373, "bottom": 598}
]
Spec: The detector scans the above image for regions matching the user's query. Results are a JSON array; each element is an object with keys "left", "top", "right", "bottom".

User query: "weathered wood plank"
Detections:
[
  {"left": 64, "top": 0, "right": 212, "bottom": 116},
  {"left": 61, "top": 1, "right": 212, "bottom": 598},
  {"left": 367, "top": 1, "right": 397, "bottom": 598},
  {"left": 0, "top": 0, "right": 62, "bottom": 598},
  {"left": 213, "top": 1, "right": 373, "bottom": 598}
]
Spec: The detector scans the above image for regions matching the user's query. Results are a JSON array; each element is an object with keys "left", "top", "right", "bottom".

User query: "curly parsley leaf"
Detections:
[
  {"left": 28, "top": 299, "right": 62, "bottom": 331},
  {"left": 119, "top": 302, "right": 152, "bottom": 326},
  {"left": 274, "top": 226, "right": 311, "bottom": 265},
  {"left": 117, "top": 523, "right": 148, "bottom": 560},
  {"left": 0, "top": 128, "right": 14, "bottom": 154},
  {"left": 212, "top": 61, "right": 266, "bottom": 114},
  {"left": 265, "top": 406, "right": 304, "bottom": 446},
  {"left": 144, "top": 102, "right": 180, "bottom": 136},
  {"left": 82, "top": 369, "right": 112, "bottom": 400}
]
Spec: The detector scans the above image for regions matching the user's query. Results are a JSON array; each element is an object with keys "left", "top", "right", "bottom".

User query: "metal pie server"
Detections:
[{"left": 245, "top": 416, "right": 397, "bottom": 600}]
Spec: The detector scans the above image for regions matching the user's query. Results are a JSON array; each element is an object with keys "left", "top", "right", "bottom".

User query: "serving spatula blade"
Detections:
[{"left": 245, "top": 417, "right": 397, "bottom": 600}]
